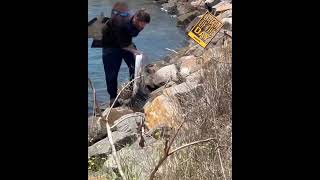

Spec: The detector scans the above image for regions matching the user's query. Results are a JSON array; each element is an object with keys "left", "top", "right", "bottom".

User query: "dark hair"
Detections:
[
  {"left": 112, "top": 1, "right": 128, "bottom": 10},
  {"left": 135, "top": 10, "right": 151, "bottom": 23}
]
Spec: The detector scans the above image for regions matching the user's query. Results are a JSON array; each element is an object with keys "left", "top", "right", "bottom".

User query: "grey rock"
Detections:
[
  {"left": 205, "top": 0, "right": 221, "bottom": 7},
  {"left": 222, "top": 17, "right": 232, "bottom": 31},
  {"left": 185, "top": 15, "right": 201, "bottom": 32},
  {"left": 219, "top": 9, "right": 232, "bottom": 19},
  {"left": 162, "top": 2, "right": 177, "bottom": 14},
  {"left": 185, "top": 69, "right": 203, "bottom": 84},
  {"left": 88, "top": 107, "right": 134, "bottom": 146},
  {"left": 177, "top": 11, "right": 199, "bottom": 28},
  {"left": 111, "top": 112, "right": 146, "bottom": 133},
  {"left": 88, "top": 131, "right": 138, "bottom": 158},
  {"left": 103, "top": 136, "right": 163, "bottom": 179},
  {"left": 152, "top": 64, "right": 178, "bottom": 86}
]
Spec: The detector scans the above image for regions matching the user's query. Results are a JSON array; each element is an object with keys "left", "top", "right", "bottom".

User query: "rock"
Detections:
[
  {"left": 177, "top": 2, "right": 194, "bottom": 16},
  {"left": 163, "top": 82, "right": 206, "bottom": 110},
  {"left": 185, "top": 69, "right": 203, "bottom": 84},
  {"left": 185, "top": 15, "right": 201, "bottom": 32},
  {"left": 209, "top": 31, "right": 224, "bottom": 46},
  {"left": 104, "top": 136, "right": 163, "bottom": 179},
  {"left": 218, "top": 9, "right": 232, "bottom": 19},
  {"left": 177, "top": 11, "right": 199, "bottom": 28},
  {"left": 163, "top": 81, "right": 199, "bottom": 97},
  {"left": 88, "top": 107, "right": 134, "bottom": 146},
  {"left": 111, "top": 112, "right": 146, "bottom": 133},
  {"left": 88, "top": 131, "right": 138, "bottom": 158},
  {"left": 178, "top": 56, "right": 201, "bottom": 78},
  {"left": 185, "top": 43, "right": 204, "bottom": 57},
  {"left": 152, "top": 64, "right": 178, "bottom": 86},
  {"left": 212, "top": 1, "right": 232, "bottom": 13},
  {"left": 177, "top": 55, "right": 196, "bottom": 63},
  {"left": 222, "top": 17, "right": 232, "bottom": 31},
  {"left": 144, "top": 94, "right": 177, "bottom": 129},
  {"left": 205, "top": 0, "right": 221, "bottom": 7},
  {"left": 191, "top": 0, "right": 206, "bottom": 7},
  {"left": 162, "top": 2, "right": 177, "bottom": 14},
  {"left": 200, "top": 47, "right": 215, "bottom": 64},
  {"left": 146, "top": 124, "right": 174, "bottom": 140},
  {"left": 141, "top": 61, "right": 169, "bottom": 91}
]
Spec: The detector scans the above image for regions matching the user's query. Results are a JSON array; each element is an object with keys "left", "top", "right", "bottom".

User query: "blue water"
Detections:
[{"left": 88, "top": 0, "right": 188, "bottom": 115}]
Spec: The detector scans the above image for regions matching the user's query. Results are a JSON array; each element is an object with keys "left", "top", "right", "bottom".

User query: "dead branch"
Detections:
[
  {"left": 149, "top": 137, "right": 216, "bottom": 180},
  {"left": 168, "top": 138, "right": 215, "bottom": 156},
  {"left": 88, "top": 78, "right": 127, "bottom": 180}
]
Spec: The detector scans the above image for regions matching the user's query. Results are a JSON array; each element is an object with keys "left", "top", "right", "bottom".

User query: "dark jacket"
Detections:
[{"left": 90, "top": 16, "right": 141, "bottom": 48}]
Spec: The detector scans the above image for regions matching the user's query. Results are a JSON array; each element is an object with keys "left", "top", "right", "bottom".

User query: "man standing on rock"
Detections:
[{"left": 90, "top": 2, "right": 151, "bottom": 108}]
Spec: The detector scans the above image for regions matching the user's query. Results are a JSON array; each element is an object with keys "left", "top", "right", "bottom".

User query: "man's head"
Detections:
[
  {"left": 111, "top": 1, "right": 130, "bottom": 27},
  {"left": 132, "top": 10, "right": 151, "bottom": 31}
]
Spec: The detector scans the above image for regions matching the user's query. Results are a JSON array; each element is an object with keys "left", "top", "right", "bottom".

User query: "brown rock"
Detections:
[{"left": 144, "top": 95, "right": 178, "bottom": 129}]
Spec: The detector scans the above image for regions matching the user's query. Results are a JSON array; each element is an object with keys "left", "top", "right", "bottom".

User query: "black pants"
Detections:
[{"left": 102, "top": 48, "right": 135, "bottom": 99}]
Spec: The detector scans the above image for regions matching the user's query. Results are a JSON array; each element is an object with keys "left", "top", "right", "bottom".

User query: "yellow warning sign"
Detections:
[{"left": 188, "top": 11, "right": 224, "bottom": 48}]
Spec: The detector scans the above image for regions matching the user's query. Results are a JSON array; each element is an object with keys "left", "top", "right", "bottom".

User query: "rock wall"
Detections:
[{"left": 89, "top": 0, "right": 232, "bottom": 178}]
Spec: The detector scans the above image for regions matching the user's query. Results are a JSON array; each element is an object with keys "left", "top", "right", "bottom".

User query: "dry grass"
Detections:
[
  {"left": 88, "top": 40, "right": 232, "bottom": 180},
  {"left": 152, "top": 42, "right": 232, "bottom": 180}
]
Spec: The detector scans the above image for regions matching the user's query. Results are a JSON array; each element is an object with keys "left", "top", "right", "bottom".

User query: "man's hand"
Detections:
[{"left": 122, "top": 44, "right": 142, "bottom": 55}]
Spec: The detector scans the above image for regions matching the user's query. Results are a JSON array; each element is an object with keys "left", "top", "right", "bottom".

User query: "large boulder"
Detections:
[
  {"left": 152, "top": 64, "right": 179, "bottom": 86},
  {"left": 144, "top": 94, "right": 177, "bottom": 129}
]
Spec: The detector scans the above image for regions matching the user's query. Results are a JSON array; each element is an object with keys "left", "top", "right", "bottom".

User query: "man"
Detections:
[{"left": 100, "top": 4, "right": 151, "bottom": 107}]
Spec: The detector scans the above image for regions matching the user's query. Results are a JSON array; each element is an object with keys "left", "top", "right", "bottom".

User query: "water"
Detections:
[{"left": 88, "top": 0, "right": 188, "bottom": 115}]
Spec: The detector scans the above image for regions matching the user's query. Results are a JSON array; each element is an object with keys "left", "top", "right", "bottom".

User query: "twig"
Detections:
[
  {"left": 168, "top": 138, "right": 215, "bottom": 156},
  {"left": 88, "top": 78, "right": 127, "bottom": 180},
  {"left": 167, "top": 119, "right": 186, "bottom": 153},
  {"left": 218, "top": 148, "right": 227, "bottom": 180},
  {"left": 110, "top": 112, "right": 144, "bottom": 130},
  {"left": 149, "top": 137, "right": 216, "bottom": 180},
  {"left": 224, "top": 30, "right": 232, "bottom": 39},
  {"left": 104, "top": 76, "right": 142, "bottom": 121}
]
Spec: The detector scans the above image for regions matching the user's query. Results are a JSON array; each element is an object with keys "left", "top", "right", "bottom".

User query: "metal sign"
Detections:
[{"left": 188, "top": 11, "right": 224, "bottom": 48}]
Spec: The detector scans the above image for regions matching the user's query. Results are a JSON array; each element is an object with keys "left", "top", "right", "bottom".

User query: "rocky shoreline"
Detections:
[{"left": 89, "top": 0, "right": 232, "bottom": 179}]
